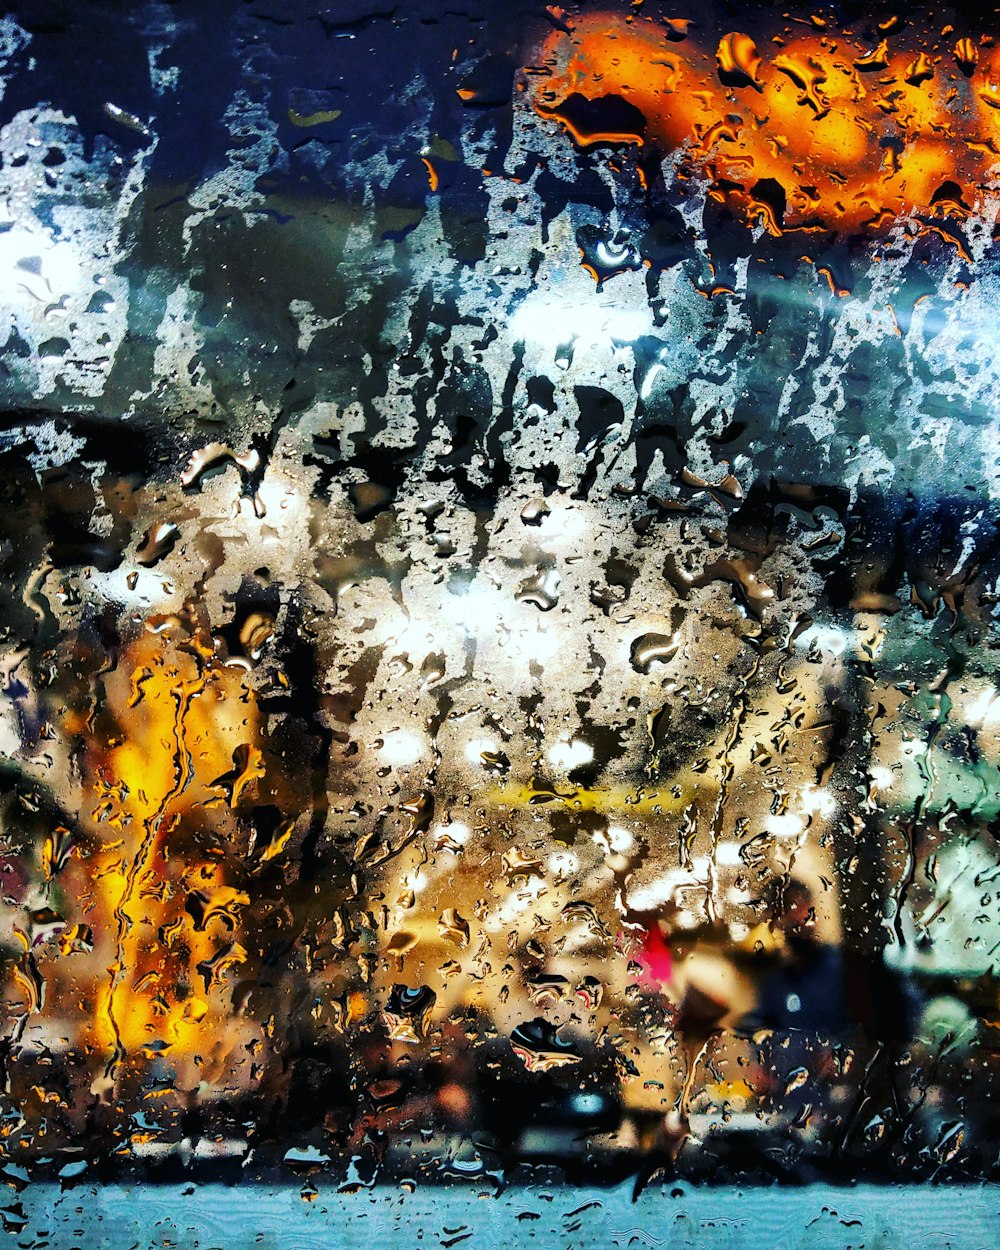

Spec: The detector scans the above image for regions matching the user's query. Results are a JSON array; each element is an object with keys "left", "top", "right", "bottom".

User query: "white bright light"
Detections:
[
  {"left": 464, "top": 737, "right": 499, "bottom": 765},
  {"left": 510, "top": 289, "right": 650, "bottom": 351},
  {"left": 766, "top": 812, "right": 805, "bottom": 839},
  {"left": 902, "top": 738, "right": 928, "bottom": 757},
  {"left": 516, "top": 624, "right": 561, "bottom": 664},
  {"left": 247, "top": 467, "right": 311, "bottom": 529},
  {"left": 547, "top": 850, "right": 579, "bottom": 878},
  {"left": 377, "top": 729, "right": 426, "bottom": 766},
  {"left": 547, "top": 739, "right": 593, "bottom": 772},
  {"left": 967, "top": 686, "right": 1000, "bottom": 726},
  {"left": 605, "top": 826, "right": 635, "bottom": 854},
  {"left": 392, "top": 623, "right": 436, "bottom": 657},
  {"left": 0, "top": 224, "right": 81, "bottom": 309},
  {"left": 485, "top": 877, "right": 547, "bottom": 930},
  {"left": 625, "top": 872, "right": 678, "bottom": 912},
  {"left": 530, "top": 505, "right": 588, "bottom": 545},
  {"left": 800, "top": 785, "right": 836, "bottom": 818},
  {"left": 432, "top": 821, "right": 471, "bottom": 849},
  {"left": 792, "top": 622, "right": 849, "bottom": 657},
  {"left": 640, "top": 362, "right": 665, "bottom": 400},
  {"left": 440, "top": 583, "right": 504, "bottom": 632}
]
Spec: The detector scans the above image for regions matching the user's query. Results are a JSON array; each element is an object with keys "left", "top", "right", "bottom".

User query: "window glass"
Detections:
[{"left": 0, "top": 1, "right": 998, "bottom": 1241}]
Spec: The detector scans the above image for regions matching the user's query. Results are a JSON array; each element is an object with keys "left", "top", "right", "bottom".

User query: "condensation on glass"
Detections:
[{"left": 0, "top": 0, "right": 998, "bottom": 1230}]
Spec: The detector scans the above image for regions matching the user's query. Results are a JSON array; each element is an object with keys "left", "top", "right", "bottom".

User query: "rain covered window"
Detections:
[{"left": 1, "top": 1, "right": 1000, "bottom": 1245}]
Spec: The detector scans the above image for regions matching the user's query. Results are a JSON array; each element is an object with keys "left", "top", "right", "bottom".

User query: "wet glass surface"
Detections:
[{"left": 1, "top": 0, "right": 1000, "bottom": 1241}]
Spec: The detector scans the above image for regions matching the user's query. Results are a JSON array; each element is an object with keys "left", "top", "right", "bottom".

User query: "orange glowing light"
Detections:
[
  {"left": 421, "top": 156, "right": 440, "bottom": 191},
  {"left": 71, "top": 625, "right": 264, "bottom": 1085},
  {"left": 530, "top": 13, "right": 1000, "bottom": 231}
]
